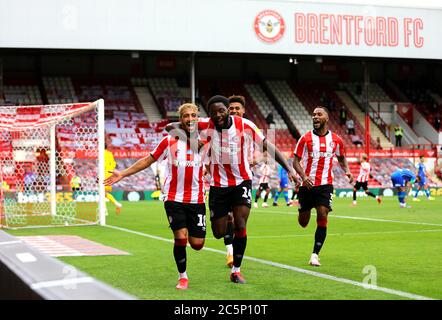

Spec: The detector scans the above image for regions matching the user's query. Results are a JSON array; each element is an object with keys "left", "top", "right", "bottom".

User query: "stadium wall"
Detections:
[
  {"left": 413, "top": 108, "right": 442, "bottom": 144},
  {"left": 1, "top": 0, "right": 442, "bottom": 60}
]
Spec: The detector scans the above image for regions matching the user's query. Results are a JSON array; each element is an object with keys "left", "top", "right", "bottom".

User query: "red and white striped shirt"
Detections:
[
  {"left": 259, "top": 163, "right": 271, "bottom": 184},
  {"left": 357, "top": 161, "right": 371, "bottom": 183},
  {"left": 150, "top": 135, "right": 205, "bottom": 204},
  {"left": 198, "top": 116, "right": 265, "bottom": 187},
  {"left": 294, "top": 130, "right": 345, "bottom": 187}
]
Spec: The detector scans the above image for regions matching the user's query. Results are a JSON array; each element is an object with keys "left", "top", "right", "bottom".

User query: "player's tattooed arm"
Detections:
[
  {"left": 293, "top": 155, "right": 313, "bottom": 189},
  {"left": 337, "top": 155, "right": 354, "bottom": 184}
]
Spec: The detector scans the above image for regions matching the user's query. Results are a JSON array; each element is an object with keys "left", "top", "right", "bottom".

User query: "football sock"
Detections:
[
  {"left": 425, "top": 189, "right": 430, "bottom": 198},
  {"left": 313, "top": 217, "right": 328, "bottom": 255},
  {"left": 283, "top": 190, "right": 289, "bottom": 203},
  {"left": 174, "top": 238, "right": 187, "bottom": 273},
  {"left": 224, "top": 220, "right": 234, "bottom": 246},
  {"left": 179, "top": 271, "right": 188, "bottom": 279},
  {"left": 366, "top": 191, "right": 376, "bottom": 198},
  {"left": 233, "top": 229, "right": 247, "bottom": 268},
  {"left": 313, "top": 226, "right": 327, "bottom": 255},
  {"left": 353, "top": 190, "right": 357, "bottom": 201},
  {"left": 398, "top": 191, "right": 406, "bottom": 204},
  {"left": 105, "top": 193, "right": 118, "bottom": 206},
  {"left": 273, "top": 191, "right": 280, "bottom": 203},
  {"left": 291, "top": 191, "right": 298, "bottom": 200},
  {"left": 414, "top": 189, "right": 419, "bottom": 198},
  {"left": 263, "top": 193, "right": 269, "bottom": 202}
]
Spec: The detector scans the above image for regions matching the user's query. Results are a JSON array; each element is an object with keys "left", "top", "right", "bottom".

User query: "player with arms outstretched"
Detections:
[
  {"left": 174, "top": 95, "right": 298, "bottom": 284},
  {"left": 105, "top": 103, "right": 207, "bottom": 290},
  {"left": 293, "top": 106, "right": 354, "bottom": 267}
]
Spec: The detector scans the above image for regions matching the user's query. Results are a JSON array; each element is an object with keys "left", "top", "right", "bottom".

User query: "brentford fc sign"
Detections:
[{"left": 254, "top": 10, "right": 285, "bottom": 43}]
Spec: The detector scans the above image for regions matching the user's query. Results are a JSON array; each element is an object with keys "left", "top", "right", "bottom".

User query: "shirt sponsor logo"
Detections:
[
  {"left": 310, "top": 151, "right": 333, "bottom": 158},
  {"left": 173, "top": 160, "right": 202, "bottom": 167}
]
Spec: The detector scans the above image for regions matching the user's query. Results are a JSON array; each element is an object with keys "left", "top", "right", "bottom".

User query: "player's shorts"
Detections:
[
  {"left": 164, "top": 201, "right": 206, "bottom": 238},
  {"left": 258, "top": 183, "right": 270, "bottom": 191},
  {"left": 209, "top": 180, "right": 252, "bottom": 221},
  {"left": 105, "top": 185, "right": 112, "bottom": 193},
  {"left": 298, "top": 184, "right": 334, "bottom": 212},
  {"left": 280, "top": 178, "right": 289, "bottom": 189},
  {"left": 418, "top": 175, "right": 426, "bottom": 187},
  {"left": 391, "top": 173, "right": 405, "bottom": 188},
  {"left": 354, "top": 181, "right": 368, "bottom": 191}
]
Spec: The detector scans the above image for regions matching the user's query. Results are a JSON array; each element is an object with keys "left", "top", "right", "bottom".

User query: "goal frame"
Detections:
[{"left": 0, "top": 99, "right": 106, "bottom": 229}]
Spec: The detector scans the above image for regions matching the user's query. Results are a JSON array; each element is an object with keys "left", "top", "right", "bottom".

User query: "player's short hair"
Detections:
[
  {"left": 207, "top": 95, "right": 229, "bottom": 109},
  {"left": 178, "top": 103, "right": 199, "bottom": 118},
  {"left": 228, "top": 95, "right": 246, "bottom": 107},
  {"left": 361, "top": 153, "right": 368, "bottom": 160},
  {"left": 315, "top": 106, "right": 330, "bottom": 115}
]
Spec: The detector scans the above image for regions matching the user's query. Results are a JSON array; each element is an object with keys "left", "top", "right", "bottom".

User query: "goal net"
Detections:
[{"left": 0, "top": 100, "right": 106, "bottom": 229}]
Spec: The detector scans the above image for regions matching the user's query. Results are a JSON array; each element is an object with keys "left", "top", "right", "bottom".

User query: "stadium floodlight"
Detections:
[{"left": 0, "top": 100, "right": 105, "bottom": 229}]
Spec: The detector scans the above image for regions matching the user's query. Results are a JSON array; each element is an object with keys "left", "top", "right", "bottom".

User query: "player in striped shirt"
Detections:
[
  {"left": 201, "top": 95, "right": 298, "bottom": 283},
  {"left": 104, "top": 103, "right": 207, "bottom": 290},
  {"left": 253, "top": 154, "right": 272, "bottom": 208},
  {"left": 293, "top": 106, "right": 354, "bottom": 267},
  {"left": 219, "top": 94, "right": 248, "bottom": 268},
  {"left": 352, "top": 154, "right": 381, "bottom": 206}
]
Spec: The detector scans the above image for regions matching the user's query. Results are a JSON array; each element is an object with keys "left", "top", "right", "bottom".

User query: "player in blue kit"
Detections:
[
  {"left": 272, "top": 164, "right": 292, "bottom": 207},
  {"left": 413, "top": 155, "right": 435, "bottom": 201},
  {"left": 390, "top": 168, "right": 417, "bottom": 208}
]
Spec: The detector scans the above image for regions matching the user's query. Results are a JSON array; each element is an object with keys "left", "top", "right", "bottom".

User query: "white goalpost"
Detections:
[{"left": 0, "top": 99, "right": 106, "bottom": 229}]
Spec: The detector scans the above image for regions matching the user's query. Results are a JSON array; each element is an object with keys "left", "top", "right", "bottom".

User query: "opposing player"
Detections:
[
  {"left": 254, "top": 154, "right": 271, "bottom": 208},
  {"left": 181, "top": 95, "right": 298, "bottom": 283},
  {"left": 413, "top": 155, "right": 435, "bottom": 201},
  {"left": 105, "top": 103, "right": 207, "bottom": 290},
  {"left": 293, "top": 106, "right": 354, "bottom": 267},
  {"left": 352, "top": 154, "right": 381, "bottom": 206},
  {"left": 272, "top": 164, "right": 292, "bottom": 207},
  {"left": 104, "top": 137, "right": 123, "bottom": 215},
  {"left": 390, "top": 168, "right": 416, "bottom": 208}
]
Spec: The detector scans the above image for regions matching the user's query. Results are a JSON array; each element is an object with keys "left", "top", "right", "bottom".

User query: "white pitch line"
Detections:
[
  {"left": 252, "top": 209, "right": 442, "bottom": 227},
  {"left": 104, "top": 224, "right": 435, "bottom": 300},
  {"left": 204, "top": 228, "right": 442, "bottom": 240}
]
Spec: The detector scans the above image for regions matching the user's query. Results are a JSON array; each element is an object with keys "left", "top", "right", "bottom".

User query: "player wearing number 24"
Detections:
[{"left": 167, "top": 95, "right": 299, "bottom": 285}]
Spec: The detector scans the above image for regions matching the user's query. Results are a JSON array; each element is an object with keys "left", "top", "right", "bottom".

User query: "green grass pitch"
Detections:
[{"left": 6, "top": 196, "right": 442, "bottom": 300}]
